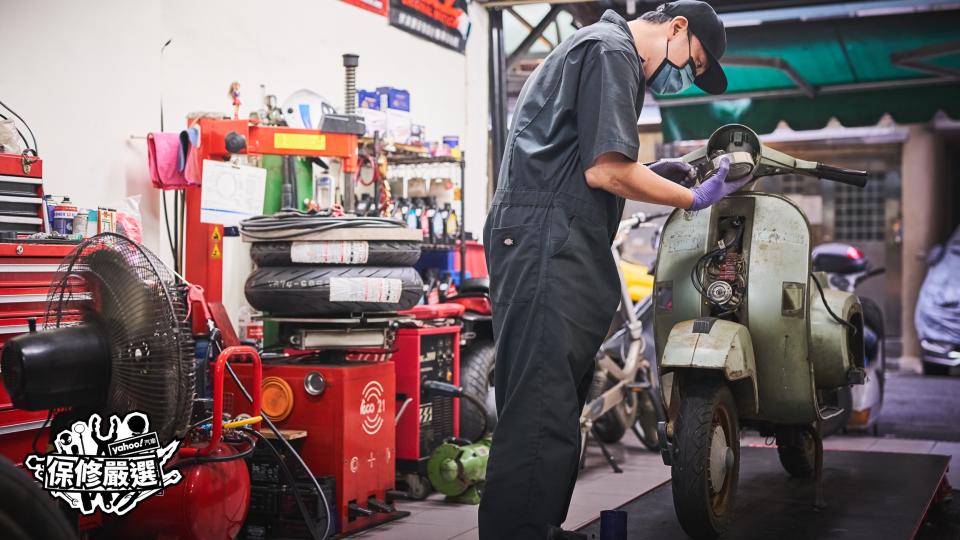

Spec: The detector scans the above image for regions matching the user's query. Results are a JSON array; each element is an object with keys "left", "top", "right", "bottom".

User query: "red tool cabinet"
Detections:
[{"left": 0, "top": 241, "right": 76, "bottom": 464}]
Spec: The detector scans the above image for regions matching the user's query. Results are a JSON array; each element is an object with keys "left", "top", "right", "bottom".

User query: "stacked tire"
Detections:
[{"left": 244, "top": 237, "right": 424, "bottom": 316}]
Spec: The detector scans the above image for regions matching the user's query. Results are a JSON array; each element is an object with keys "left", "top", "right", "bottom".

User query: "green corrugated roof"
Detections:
[{"left": 659, "top": 9, "right": 960, "bottom": 141}]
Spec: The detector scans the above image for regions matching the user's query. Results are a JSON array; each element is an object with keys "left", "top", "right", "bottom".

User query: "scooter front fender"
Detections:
[{"left": 661, "top": 318, "right": 759, "bottom": 415}]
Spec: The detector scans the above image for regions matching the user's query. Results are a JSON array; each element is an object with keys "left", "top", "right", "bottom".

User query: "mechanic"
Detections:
[{"left": 479, "top": 2, "right": 749, "bottom": 539}]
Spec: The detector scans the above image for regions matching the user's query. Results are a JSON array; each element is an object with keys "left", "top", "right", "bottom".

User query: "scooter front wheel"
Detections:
[{"left": 671, "top": 377, "right": 740, "bottom": 539}]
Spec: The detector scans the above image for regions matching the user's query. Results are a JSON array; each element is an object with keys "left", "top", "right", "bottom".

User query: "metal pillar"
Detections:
[{"left": 488, "top": 8, "right": 508, "bottom": 191}]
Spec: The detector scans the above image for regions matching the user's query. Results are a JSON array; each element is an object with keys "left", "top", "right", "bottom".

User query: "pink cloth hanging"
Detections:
[{"left": 147, "top": 132, "right": 189, "bottom": 189}]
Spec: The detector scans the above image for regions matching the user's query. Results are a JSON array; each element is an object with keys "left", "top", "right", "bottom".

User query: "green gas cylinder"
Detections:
[
  {"left": 427, "top": 437, "right": 491, "bottom": 505},
  {"left": 262, "top": 155, "right": 314, "bottom": 214}
]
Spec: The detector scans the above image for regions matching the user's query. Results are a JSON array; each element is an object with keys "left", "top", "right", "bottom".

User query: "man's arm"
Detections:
[{"left": 585, "top": 152, "right": 694, "bottom": 209}]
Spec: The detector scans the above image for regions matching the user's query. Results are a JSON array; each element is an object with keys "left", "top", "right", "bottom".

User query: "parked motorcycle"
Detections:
[
  {"left": 446, "top": 278, "right": 497, "bottom": 441},
  {"left": 655, "top": 124, "right": 869, "bottom": 539},
  {"left": 916, "top": 224, "right": 960, "bottom": 376},
  {"left": 811, "top": 243, "right": 886, "bottom": 433},
  {"left": 582, "top": 212, "right": 669, "bottom": 464}
]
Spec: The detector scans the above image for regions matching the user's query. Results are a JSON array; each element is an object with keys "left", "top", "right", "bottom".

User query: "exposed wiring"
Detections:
[
  {"left": 811, "top": 273, "right": 858, "bottom": 335},
  {"left": 0, "top": 99, "right": 37, "bottom": 152}
]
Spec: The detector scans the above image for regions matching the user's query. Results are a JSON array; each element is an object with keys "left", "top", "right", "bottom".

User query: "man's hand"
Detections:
[
  {"left": 688, "top": 158, "right": 752, "bottom": 211},
  {"left": 647, "top": 159, "right": 697, "bottom": 186}
]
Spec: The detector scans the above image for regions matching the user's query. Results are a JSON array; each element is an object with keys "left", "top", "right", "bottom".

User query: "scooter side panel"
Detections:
[
  {"left": 745, "top": 194, "right": 817, "bottom": 424},
  {"left": 653, "top": 208, "right": 713, "bottom": 363}
]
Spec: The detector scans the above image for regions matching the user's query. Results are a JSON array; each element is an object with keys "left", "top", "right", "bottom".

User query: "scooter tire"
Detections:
[
  {"left": 250, "top": 240, "right": 422, "bottom": 267},
  {"left": 671, "top": 377, "right": 739, "bottom": 540},
  {"left": 245, "top": 266, "right": 423, "bottom": 315},
  {"left": 775, "top": 426, "right": 816, "bottom": 479},
  {"left": 459, "top": 339, "right": 497, "bottom": 441}
]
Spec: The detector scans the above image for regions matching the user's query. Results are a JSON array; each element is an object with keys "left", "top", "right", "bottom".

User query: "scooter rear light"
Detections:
[{"left": 846, "top": 246, "right": 863, "bottom": 260}]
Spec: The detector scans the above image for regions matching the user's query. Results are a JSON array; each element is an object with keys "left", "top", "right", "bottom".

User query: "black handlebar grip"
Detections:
[{"left": 816, "top": 164, "right": 868, "bottom": 188}]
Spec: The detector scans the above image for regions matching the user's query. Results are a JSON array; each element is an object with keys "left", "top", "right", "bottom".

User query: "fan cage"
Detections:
[{"left": 44, "top": 233, "right": 196, "bottom": 444}]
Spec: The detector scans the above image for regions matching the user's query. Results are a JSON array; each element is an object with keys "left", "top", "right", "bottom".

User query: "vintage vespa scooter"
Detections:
[{"left": 653, "top": 124, "right": 869, "bottom": 539}]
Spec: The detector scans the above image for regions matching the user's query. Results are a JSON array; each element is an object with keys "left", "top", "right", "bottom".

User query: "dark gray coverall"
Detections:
[{"left": 479, "top": 10, "right": 645, "bottom": 539}]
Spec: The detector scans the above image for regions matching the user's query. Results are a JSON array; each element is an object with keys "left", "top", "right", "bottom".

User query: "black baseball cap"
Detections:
[{"left": 658, "top": 1, "right": 728, "bottom": 94}]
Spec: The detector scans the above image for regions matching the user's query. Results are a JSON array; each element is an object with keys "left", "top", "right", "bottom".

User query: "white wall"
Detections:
[{"left": 1, "top": 0, "right": 489, "bottom": 322}]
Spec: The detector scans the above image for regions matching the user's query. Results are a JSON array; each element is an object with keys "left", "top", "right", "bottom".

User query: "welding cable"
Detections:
[
  {"left": 810, "top": 272, "right": 859, "bottom": 335},
  {"left": 240, "top": 213, "right": 406, "bottom": 241}
]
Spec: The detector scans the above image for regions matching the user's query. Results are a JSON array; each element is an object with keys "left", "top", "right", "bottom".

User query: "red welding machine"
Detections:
[
  {"left": 228, "top": 360, "right": 406, "bottom": 536},
  {"left": 391, "top": 306, "right": 461, "bottom": 498}
]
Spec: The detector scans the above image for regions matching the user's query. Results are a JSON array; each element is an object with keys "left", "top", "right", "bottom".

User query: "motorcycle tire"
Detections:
[
  {"left": 671, "top": 377, "right": 739, "bottom": 540},
  {"left": 775, "top": 426, "right": 816, "bottom": 479},
  {"left": 0, "top": 456, "right": 78, "bottom": 540},
  {"left": 589, "top": 366, "right": 638, "bottom": 444},
  {"left": 459, "top": 339, "right": 497, "bottom": 441},
  {"left": 635, "top": 390, "right": 661, "bottom": 451},
  {"left": 245, "top": 266, "right": 423, "bottom": 316},
  {"left": 250, "top": 240, "right": 421, "bottom": 267}
]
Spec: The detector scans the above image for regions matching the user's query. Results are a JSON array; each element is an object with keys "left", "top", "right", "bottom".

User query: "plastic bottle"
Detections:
[
  {"left": 406, "top": 199, "right": 420, "bottom": 229},
  {"left": 446, "top": 204, "right": 460, "bottom": 243},
  {"left": 431, "top": 198, "right": 444, "bottom": 244},
  {"left": 420, "top": 198, "right": 431, "bottom": 240}
]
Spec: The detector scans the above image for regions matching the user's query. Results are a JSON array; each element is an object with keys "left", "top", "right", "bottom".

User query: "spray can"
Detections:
[
  {"left": 73, "top": 209, "right": 89, "bottom": 238},
  {"left": 52, "top": 198, "right": 78, "bottom": 235}
]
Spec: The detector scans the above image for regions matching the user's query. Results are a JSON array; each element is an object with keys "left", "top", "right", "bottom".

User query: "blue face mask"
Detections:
[{"left": 648, "top": 32, "right": 696, "bottom": 95}]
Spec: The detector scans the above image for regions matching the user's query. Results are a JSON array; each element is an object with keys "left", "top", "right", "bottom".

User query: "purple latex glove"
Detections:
[
  {"left": 688, "top": 158, "right": 751, "bottom": 211},
  {"left": 648, "top": 159, "right": 697, "bottom": 186}
]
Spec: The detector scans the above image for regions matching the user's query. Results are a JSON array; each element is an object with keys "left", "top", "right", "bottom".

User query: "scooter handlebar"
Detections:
[{"left": 816, "top": 164, "right": 868, "bottom": 188}]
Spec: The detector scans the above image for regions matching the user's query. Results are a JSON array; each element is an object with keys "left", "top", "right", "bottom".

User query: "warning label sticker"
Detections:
[
  {"left": 329, "top": 278, "right": 402, "bottom": 303},
  {"left": 212, "top": 227, "right": 222, "bottom": 242},
  {"left": 291, "top": 241, "right": 369, "bottom": 265},
  {"left": 211, "top": 244, "right": 222, "bottom": 259}
]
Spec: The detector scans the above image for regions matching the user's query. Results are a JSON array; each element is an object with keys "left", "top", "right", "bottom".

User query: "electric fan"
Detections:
[{"left": 2, "top": 233, "right": 196, "bottom": 444}]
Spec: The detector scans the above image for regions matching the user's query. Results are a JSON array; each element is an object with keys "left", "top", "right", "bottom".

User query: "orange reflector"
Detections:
[
  {"left": 847, "top": 408, "right": 871, "bottom": 427},
  {"left": 261, "top": 377, "right": 294, "bottom": 422}
]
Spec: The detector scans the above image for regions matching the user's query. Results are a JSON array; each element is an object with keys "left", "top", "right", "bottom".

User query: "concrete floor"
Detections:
[
  {"left": 355, "top": 372, "right": 960, "bottom": 539},
  {"left": 354, "top": 433, "right": 959, "bottom": 540}
]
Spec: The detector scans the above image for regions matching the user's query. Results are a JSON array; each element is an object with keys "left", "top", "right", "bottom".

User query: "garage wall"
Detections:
[{"left": 0, "top": 0, "right": 489, "bottom": 321}]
